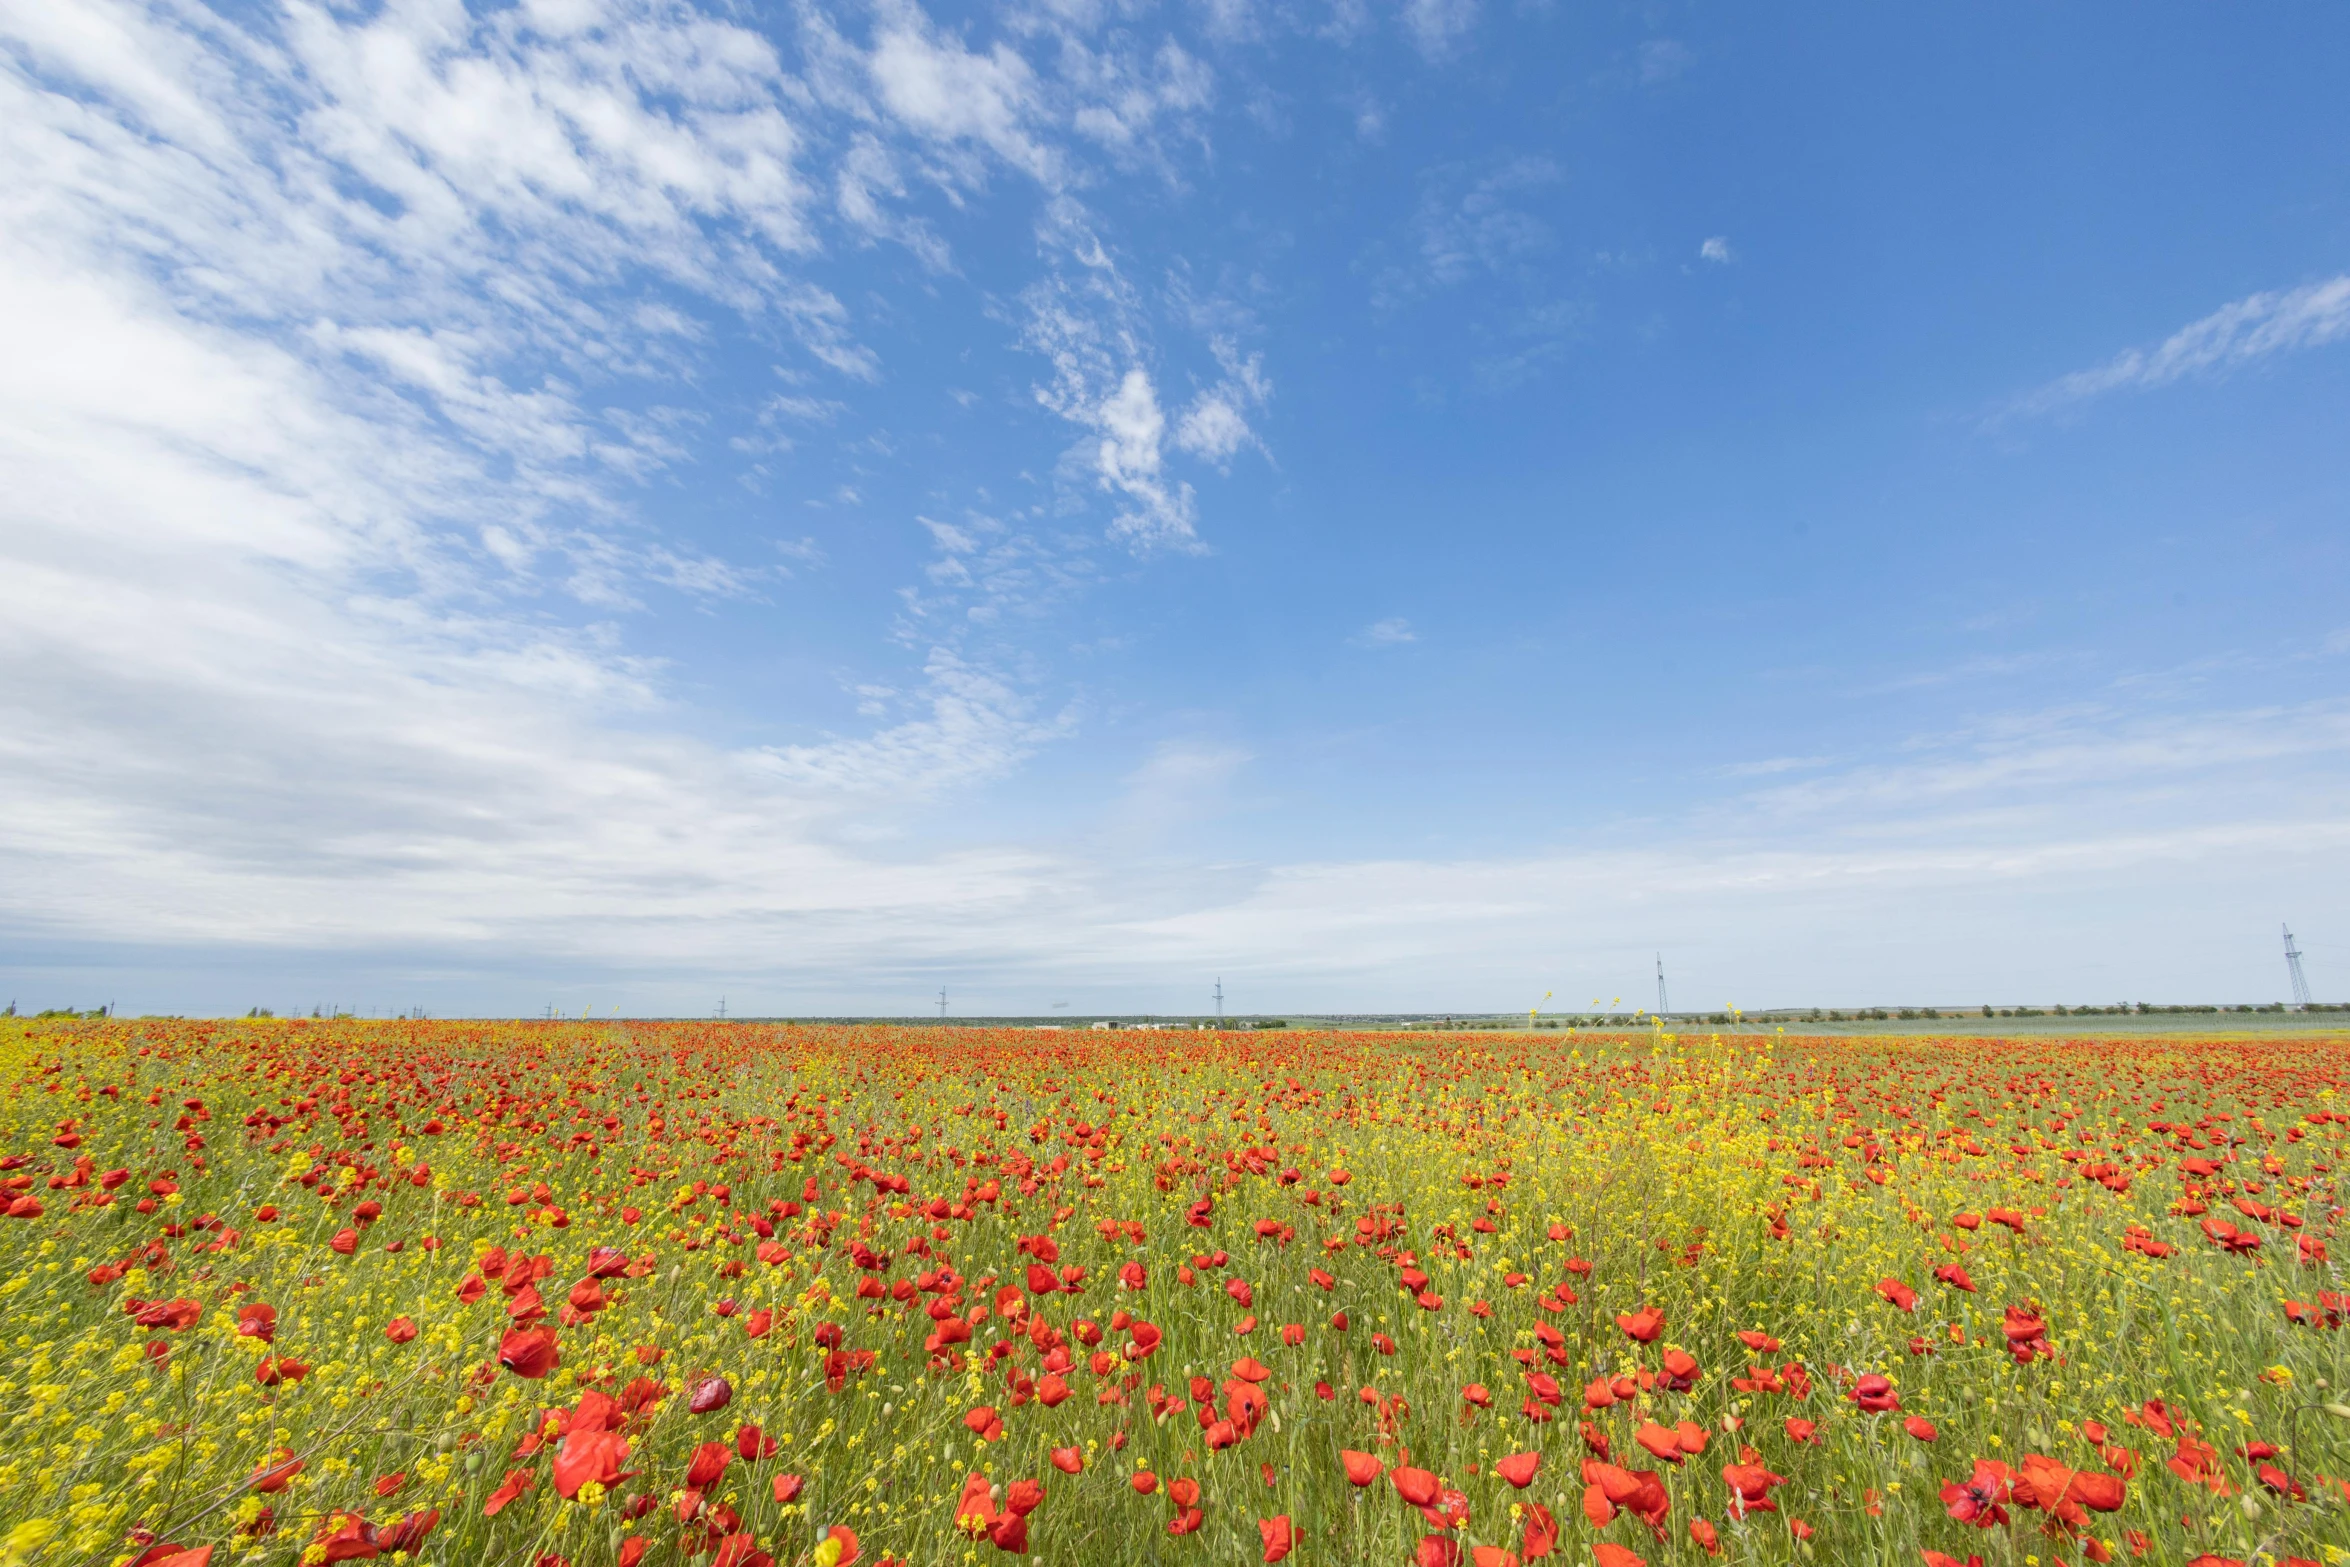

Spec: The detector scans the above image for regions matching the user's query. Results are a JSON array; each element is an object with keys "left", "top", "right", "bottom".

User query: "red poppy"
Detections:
[
  {"left": 127, "top": 1542, "right": 212, "bottom": 1567},
  {"left": 958, "top": 1472, "right": 999, "bottom": 1534},
  {"left": 1940, "top": 1459, "right": 2011, "bottom": 1527},
  {"left": 684, "top": 1440, "right": 732, "bottom": 1489},
  {"left": 1633, "top": 1423, "right": 1687, "bottom": 1465},
  {"left": 1343, "top": 1450, "right": 1384, "bottom": 1485},
  {"left": 1658, "top": 1349, "right": 1702, "bottom": 1391},
  {"left": 1583, "top": 1462, "right": 1670, "bottom": 1531},
  {"left": 305, "top": 1512, "right": 379, "bottom": 1564},
  {"left": 1494, "top": 1451, "right": 1539, "bottom": 1488},
  {"left": 248, "top": 1449, "right": 304, "bottom": 1493},
  {"left": 1520, "top": 1501, "right": 1559, "bottom": 1561},
  {"left": 711, "top": 1532, "right": 770, "bottom": 1567},
  {"left": 482, "top": 1467, "right": 535, "bottom": 1516},
  {"left": 552, "top": 1426, "right": 631, "bottom": 1500},
  {"left": 497, "top": 1327, "right": 560, "bottom": 1379},
  {"left": 254, "top": 1356, "right": 311, "bottom": 1386},
  {"left": 377, "top": 1509, "right": 439, "bottom": 1554},
  {"left": 1849, "top": 1374, "right": 1900, "bottom": 1412},
  {"left": 1721, "top": 1461, "right": 1786, "bottom": 1519},
  {"left": 1615, "top": 1306, "right": 1665, "bottom": 1343}
]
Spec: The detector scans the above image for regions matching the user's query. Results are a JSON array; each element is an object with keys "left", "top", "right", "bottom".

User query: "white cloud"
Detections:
[
  {"left": 920, "top": 516, "right": 981, "bottom": 554},
  {"left": 1174, "top": 339, "right": 1272, "bottom": 465},
  {"left": 1173, "top": 395, "right": 1252, "bottom": 463},
  {"left": 835, "top": 133, "right": 954, "bottom": 270},
  {"left": 1400, "top": 0, "right": 1478, "bottom": 60},
  {"left": 1376, "top": 157, "right": 1561, "bottom": 308},
  {"left": 1065, "top": 39, "right": 1214, "bottom": 157},
  {"left": 1722, "top": 700, "right": 2350, "bottom": 827},
  {"left": 1196, "top": 0, "right": 1261, "bottom": 45},
  {"left": 1699, "top": 235, "right": 1733, "bottom": 264},
  {"left": 2006, "top": 274, "right": 2350, "bottom": 421},
  {"left": 1090, "top": 366, "right": 1200, "bottom": 548},
  {"left": 1109, "top": 739, "right": 1251, "bottom": 840},
  {"left": 1017, "top": 207, "right": 1249, "bottom": 552},
  {"left": 36, "top": 2, "right": 2330, "bottom": 1018},
  {"left": 746, "top": 649, "right": 1067, "bottom": 797},
  {"left": 1638, "top": 39, "right": 1691, "bottom": 84},
  {"left": 0, "top": 0, "right": 1117, "bottom": 1002},
  {"left": 1096, "top": 367, "right": 1168, "bottom": 484},
  {"left": 867, "top": 10, "right": 1057, "bottom": 183}
]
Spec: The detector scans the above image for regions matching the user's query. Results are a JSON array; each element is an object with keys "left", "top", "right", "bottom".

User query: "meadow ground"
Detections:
[{"left": 0, "top": 1018, "right": 2343, "bottom": 1567}]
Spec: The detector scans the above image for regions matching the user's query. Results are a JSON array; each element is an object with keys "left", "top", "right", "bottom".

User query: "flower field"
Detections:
[{"left": 0, "top": 1018, "right": 2345, "bottom": 1567}]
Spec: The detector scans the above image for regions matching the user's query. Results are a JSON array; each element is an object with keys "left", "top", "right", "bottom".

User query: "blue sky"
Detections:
[{"left": 3, "top": 0, "right": 2347, "bottom": 1017}]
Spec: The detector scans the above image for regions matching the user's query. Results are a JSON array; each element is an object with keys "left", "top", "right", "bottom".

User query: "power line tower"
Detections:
[
  {"left": 716, "top": 996, "right": 726, "bottom": 1020},
  {"left": 938, "top": 988, "right": 948, "bottom": 1022},
  {"left": 2284, "top": 925, "right": 2313, "bottom": 1008},
  {"left": 1656, "top": 954, "right": 1669, "bottom": 1016},
  {"left": 1214, "top": 978, "right": 1223, "bottom": 1019}
]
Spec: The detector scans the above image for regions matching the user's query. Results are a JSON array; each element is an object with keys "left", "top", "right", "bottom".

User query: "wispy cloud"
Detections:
[
  {"left": 1376, "top": 156, "right": 1561, "bottom": 308},
  {"left": 0, "top": 0, "right": 1267, "bottom": 1003},
  {"left": 9, "top": 1, "right": 2337, "bottom": 1017},
  {"left": 1699, "top": 235, "right": 1733, "bottom": 264},
  {"left": 1107, "top": 739, "right": 1251, "bottom": 841},
  {"left": 1018, "top": 201, "right": 1261, "bottom": 553},
  {"left": 1715, "top": 754, "right": 1837, "bottom": 779},
  {"left": 1353, "top": 617, "right": 1417, "bottom": 646},
  {"left": 1638, "top": 39, "right": 1692, "bottom": 85},
  {"left": 2003, "top": 274, "right": 2350, "bottom": 422},
  {"left": 1173, "top": 339, "right": 1272, "bottom": 466},
  {"left": 866, "top": 9, "right": 1058, "bottom": 185},
  {"left": 1721, "top": 699, "right": 2350, "bottom": 826},
  {"left": 1401, "top": 0, "right": 1479, "bottom": 61}
]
